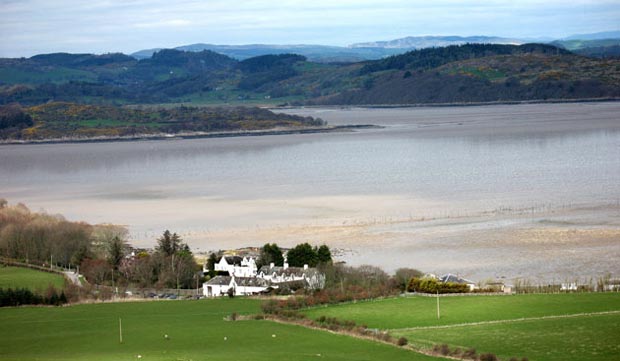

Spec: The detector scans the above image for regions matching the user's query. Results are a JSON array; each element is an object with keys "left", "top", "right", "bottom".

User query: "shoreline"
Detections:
[
  {"left": 277, "top": 97, "right": 620, "bottom": 110},
  {"left": 0, "top": 124, "right": 380, "bottom": 146}
]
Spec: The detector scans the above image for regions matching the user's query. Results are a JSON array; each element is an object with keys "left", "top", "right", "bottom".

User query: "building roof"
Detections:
[
  {"left": 205, "top": 276, "right": 232, "bottom": 286},
  {"left": 439, "top": 273, "right": 475, "bottom": 285},
  {"left": 221, "top": 256, "right": 244, "bottom": 265},
  {"left": 234, "top": 277, "right": 271, "bottom": 287},
  {"left": 258, "top": 265, "right": 319, "bottom": 276}
]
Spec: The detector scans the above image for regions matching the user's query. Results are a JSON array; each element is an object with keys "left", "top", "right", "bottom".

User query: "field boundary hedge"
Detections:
[
  {"left": 0, "top": 257, "right": 69, "bottom": 277},
  {"left": 401, "top": 292, "right": 511, "bottom": 297}
]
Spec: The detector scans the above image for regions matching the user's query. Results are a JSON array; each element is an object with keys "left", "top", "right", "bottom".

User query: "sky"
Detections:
[{"left": 0, "top": 0, "right": 619, "bottom": 57}]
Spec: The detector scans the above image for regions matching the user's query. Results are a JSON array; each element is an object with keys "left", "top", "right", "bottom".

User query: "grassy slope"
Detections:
[
  {"left": 0, "top": 298, "right": 436, "bottom": 361},
  {"left": 398, "top": 313, "right": 620, "bottom": 361},
  {"left": 0, "top": 266, "right": 65, "bottom": 291},
  {"left": 302, "top": 293, "right": 620, "bottom": 361}
]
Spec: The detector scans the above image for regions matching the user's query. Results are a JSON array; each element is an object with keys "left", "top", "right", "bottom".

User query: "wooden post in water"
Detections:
[
  {"left": 436, "top": 291, "right": 440, "bottom": 320},
  {"left": 119, "top": 317, "right": 123, "bottom": 343}
]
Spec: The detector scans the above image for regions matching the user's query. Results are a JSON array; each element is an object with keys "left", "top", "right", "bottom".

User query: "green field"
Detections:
[
  {"left": 3, "top": 290, "right": 619, "bottom": 361},
  {"left": 303, "top": 293, "right": 620, "bottom": 361},
  {"left": 0, "top": 298, "right": 435, "bottom": 361},
  {"left": 0, "top": 266, "right": 66, "bottom": 291},
  {"left": 397, "top": 313, "right": 620, "bottom": 361}
]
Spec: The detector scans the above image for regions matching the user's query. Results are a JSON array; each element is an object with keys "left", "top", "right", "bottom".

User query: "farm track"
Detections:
[{"left": 389, "top": 309, "right": 620, "bottom": 332}]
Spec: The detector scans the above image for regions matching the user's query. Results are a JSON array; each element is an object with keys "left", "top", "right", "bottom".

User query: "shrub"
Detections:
[
  {"left": 407, "top": 277, "right": 469, "bottom": 293},
  {"left": 0, "top": 287, "right": 68, "bottom": 307},
  {"left": 479, "top": 353, "right": 498, "bottom": 361},
  {"left": 433, "top": 344, "right": 451, "bottom": 356},
  {"left": 377, "top": 332, "right": 392, "bottom": 342},
  {"left": 451, "top": 347, "right": 463, "bottom": 356},
  {"left": 463, "top": 348, "right": 477, "bottom": 359},
  {"left": 397, "top": 337, "right": 408, "bottom": 346},
  {"left": 259, "top": 300, "right": 276, "bottom": 314}
]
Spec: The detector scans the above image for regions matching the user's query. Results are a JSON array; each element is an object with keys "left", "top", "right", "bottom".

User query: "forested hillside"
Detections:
[
  {"left": 0, "top": 102, "right": 325, "bottom": 140},
  {"left": 314, "top": 48, "right": 620, "bottom": 105},
  {"left": 1, "top": 44, "right": 619, "bottom": 107}
]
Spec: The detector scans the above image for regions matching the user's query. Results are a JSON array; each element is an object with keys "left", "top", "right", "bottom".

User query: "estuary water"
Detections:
[{"left": 1, "top": 102, "right": 619, "bottom": 281}]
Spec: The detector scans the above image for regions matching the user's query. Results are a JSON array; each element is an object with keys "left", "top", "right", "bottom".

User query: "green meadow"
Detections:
[
  {"left": 0, "top": 266, "right": 66, "bottom": 291},
  {"left": 397, "top": 313, "right": 620, "bottom": 361},
  {"left": 0, "top": 298, "right": 435, "bottom": 361},
  {"left": 3, "top": 288, "right": 619, "bottom": 361},
  {"left": 303, "top": 293, "right": 620, "bottom": 361}
]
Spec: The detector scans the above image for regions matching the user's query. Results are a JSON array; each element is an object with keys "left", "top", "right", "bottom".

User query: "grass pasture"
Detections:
[
  {"left": 0, "top": 298, "right": 435, "bottom": 361},
  {"left": 397, "top": 312, "right": 620, "bottom": 361},
  {"left": 0, "top": 265, "right": 65, "bottom": 291},
  {"left": 302, "top": 293, "right": 620, "bottom": 361}
]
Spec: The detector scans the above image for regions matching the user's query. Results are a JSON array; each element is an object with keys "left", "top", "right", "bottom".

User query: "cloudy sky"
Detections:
[{"left": 1, "top": 0, "right": 619, "bottom": 57}]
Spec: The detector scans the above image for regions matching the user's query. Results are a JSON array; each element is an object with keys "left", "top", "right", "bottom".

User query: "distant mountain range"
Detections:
[
  {"left": 349, "top": 35, "right": 523, "bottom": 49},
  {"left": 563, "top": 31, "right": 620, "bottom": 41},
  {"left": 131, "top": 31, "right": 620, "bottom": 62},
  {"left": 132, "top": 44, "right": 406, "bottom": 63}
]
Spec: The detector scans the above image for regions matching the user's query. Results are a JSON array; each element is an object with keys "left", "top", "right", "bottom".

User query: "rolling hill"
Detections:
[
  {"left": 1, "top": 43, "right": 619, "bottom": 107},
  {"left": 131, "top": 43, "right": 407, "bottom": 63}
]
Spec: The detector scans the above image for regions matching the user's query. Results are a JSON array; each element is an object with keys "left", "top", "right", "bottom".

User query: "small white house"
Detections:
[
  {"left": 486, "top": 281, "right": 513, "bottom": 294},
  {"left": 202, "top": 275, "right": 272, "bottom": 297},
  {"left": 203, "top": 256, "right": 325, "bottom": 297},
  {"left": 233, "top": 277, "right": 272, "bottom": 296},
  {"left": 604, "top": 279, "right": 620, "bottom": 291},
  {"left": 258, "top": 263, "right": 326, "bottom": 290},
  {"left": 210, "top": 256, "right": 258, "bottom": 277},
  {"left": 561, "top": 283, "right": 578, "bottom": 291},
  {"left": 203, "top": 276, "right": 234, "bottom": 297}
]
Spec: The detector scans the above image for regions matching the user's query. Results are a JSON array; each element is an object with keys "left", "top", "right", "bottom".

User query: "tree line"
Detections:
[
  {"left": 203, "top": 242, "right": 333, "bottom": 278},
  {"left": 359, "top": 43, "right": 570, "bottom": 74},
  {"left": 0, "top": 200, "right": 200, "bottom": 292}
]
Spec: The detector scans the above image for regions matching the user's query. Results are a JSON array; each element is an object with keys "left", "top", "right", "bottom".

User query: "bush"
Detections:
[
  {"left": 0, "top": 287, "right": 67, "bottom": 307},
  {"left": 435, "top": 344, "right": 451, "bottom": 356},
  {"left": 407, "top": 277, "right": 469, "bottom": 293},
  {"left": 397, "top": 337, "right": 408, "bottom": 346},
  {"left": 479, "top": 353, "right": 498, "bottom": 361},
  {"left": 261, "top": 299, "right": 278, "bottom": 314},
  {"left": 463, "top": 348, "right": 477, "bottom": 359}
]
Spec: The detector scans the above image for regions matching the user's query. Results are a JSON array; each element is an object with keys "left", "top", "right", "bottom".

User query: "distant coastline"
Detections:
[
  {"left": 0, "top": 124, "right": 380, "bottom": 146},
  {"left": 281, "top": 97, "right": 620, "bottom": 110}
]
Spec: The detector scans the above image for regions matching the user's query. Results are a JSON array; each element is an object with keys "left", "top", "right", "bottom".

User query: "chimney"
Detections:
[
  {"left": 303, "top": 264, "right": 308, "bottom": 270},
  {"left": 284, "top": 262, "right": 288, "bottom": 270},
  {"left": 270, "top": 262, "right": 274, "bottom": 268}
]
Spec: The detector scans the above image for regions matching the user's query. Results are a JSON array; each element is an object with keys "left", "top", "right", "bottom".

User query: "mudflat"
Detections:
[{"left": 1, "top": 102, "right": 618, "bottom": 282}]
